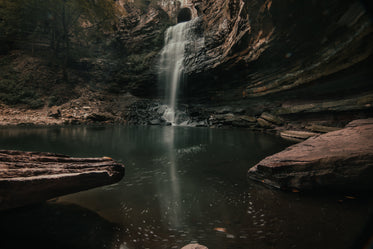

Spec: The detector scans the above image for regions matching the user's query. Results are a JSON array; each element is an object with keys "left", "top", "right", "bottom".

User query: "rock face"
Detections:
[
  {"left": 248, "top": 119, "right": 373, "bottom": 191},
  {"left": 182, "top": 0, "right": 372, "bottom": 129},
  {"left": 279, "top": 130, "right": 319, "bottom": 142},
  {"left": 114, "top": 2, "right": 172, "bottom": 96},
  {"left": 184, "top": 0, "right": 372, "bottom": 95},
  {"left": 114, "top": 0, "right": 373, "bottom": 130},
  {"left": 0, "top": 150, "right": 125, "bottom": 210},
  {"left": 1, "top": 0, "right": 372, "bottom": 130}
]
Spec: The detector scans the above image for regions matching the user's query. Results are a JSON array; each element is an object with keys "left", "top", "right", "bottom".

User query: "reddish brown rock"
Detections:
[
  {"left": 0, "top": 150, "right": 125, "bottom": 210},
  {"left": 47, "top": 106, "right": 61, "bottom": 119},
  {"left": 280, "top": 130, "right": 319, "bottom": 142},
  {"left": 181, "top": 244, "right": 208, "bottom": 249},
  {"left": 248, "top": 119, "right": 373, "bottom": 191},
  {"left": 260, "top": 112, "right": 284, "bottom": 125},
  {"left": 257, "top": 117, "right": 274, "bottom": 128},
  {"left": 305, "top": 124, "right": 342, "bottom": 133}
]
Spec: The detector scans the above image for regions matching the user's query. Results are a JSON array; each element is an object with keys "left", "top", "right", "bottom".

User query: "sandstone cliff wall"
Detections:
[{"left": 120, "top": 0, "right": 373, "bottom": 128}]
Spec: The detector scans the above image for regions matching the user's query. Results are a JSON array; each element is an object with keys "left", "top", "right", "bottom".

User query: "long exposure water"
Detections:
[
  {"left": 159, "top": 21, "right": 190, "bottom": 124},
  {"left": 0, "top": 126, "right": 372, "bottom": 249}
]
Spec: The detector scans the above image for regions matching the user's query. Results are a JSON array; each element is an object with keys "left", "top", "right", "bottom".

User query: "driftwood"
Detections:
[{"left": 0, "top": 150, "right": 125, "bottom": 211}]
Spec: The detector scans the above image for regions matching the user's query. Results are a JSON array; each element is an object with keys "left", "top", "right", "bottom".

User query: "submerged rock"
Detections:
[{"left": 248, "top": 119, "right": 373, "bottom": 191}]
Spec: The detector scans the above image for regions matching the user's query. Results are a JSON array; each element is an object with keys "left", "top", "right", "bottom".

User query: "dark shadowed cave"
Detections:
[{"left": 177, "top": 7, "right": 192, "bottom": 23}]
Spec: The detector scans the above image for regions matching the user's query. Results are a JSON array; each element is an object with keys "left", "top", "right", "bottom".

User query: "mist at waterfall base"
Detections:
[
  {"left": 1, "top": 126, "right": 372, "bottom": 249},
  {"left": 158, "top": 19, "right": 203, "bottom": 126}
]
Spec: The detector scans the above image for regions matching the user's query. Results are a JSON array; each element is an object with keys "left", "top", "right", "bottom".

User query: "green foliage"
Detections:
[
  {"left": 0, "top": 0, "right": 20, "bottom": 53},
  {"left": 125, "top": 53, "right": 150, "bottom": 73},
  {"left": 112, "top": 51, "right": 158, "bottom": 90},
  {"left": 0, "top": 0, "right": 121, "bottom": 107},
  {"left": 0, "top": 78, "right": 43, "bottom": 109},
  {"left": 130, "top": 0, "right": 159, "bottom": 12},
  {"left": 46, "top": 84, "right": 76, "bottom": 107},
  {"left": 0, "top": 0, "right": 119, "bottom": 56},
  {"left": 47, "top": 95, "right": 67, "bottom": 107},
  {"left": 0, "top": 53, "right": 46, "bottom": 108}
]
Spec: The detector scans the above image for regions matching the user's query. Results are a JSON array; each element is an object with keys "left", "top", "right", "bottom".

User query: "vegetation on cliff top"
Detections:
[
  {"left": 0, "top": 0, "right": 121, "bottom": 108},
  {"left": 0, "top": 0, "right": 172, "bottom": 108}
]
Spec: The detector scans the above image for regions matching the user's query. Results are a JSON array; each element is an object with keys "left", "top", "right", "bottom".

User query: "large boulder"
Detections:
[
  {"left": 248, "top": 119, "right": 373, "bottom": 191},
  {"left": 0, "top": 150, "right": 125, "bottom": 210}
]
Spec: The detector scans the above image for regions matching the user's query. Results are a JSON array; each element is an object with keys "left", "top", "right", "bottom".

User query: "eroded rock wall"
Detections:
[
  {"left": 116, "top": 0, "right": 372, "bottom": 129},
  {"left": 180, "top": 0, "right": 373, "bottom": 128},
  {"left": 184, "top": 0, "right": 372, "bottom": 95}
]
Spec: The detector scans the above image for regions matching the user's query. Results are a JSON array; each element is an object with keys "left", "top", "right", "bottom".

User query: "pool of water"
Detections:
[{"left": 0, "top": 126, "right": 372, "bottom": 249}]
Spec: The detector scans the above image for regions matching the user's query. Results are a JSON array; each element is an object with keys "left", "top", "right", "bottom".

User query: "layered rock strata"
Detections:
[
  {"left": 248, "top": 119, "right": 373, "bottom": 191},
  {"left": 0, "top": 150, "right": 125, "bottom": 210},
  {"left": 184, "top": 0, "right": 372, "bottom": 95},
  {"left": 183, "top": 0, "right": 372, "bottom": 128}
]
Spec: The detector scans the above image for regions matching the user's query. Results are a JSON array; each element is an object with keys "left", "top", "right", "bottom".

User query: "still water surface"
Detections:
[{"left": 0, "top": 126, "right": 372, "bottom": 249}]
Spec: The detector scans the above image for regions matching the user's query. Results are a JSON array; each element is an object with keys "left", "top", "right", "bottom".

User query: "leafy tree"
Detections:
[
  {"left": 0, "top": 0, "right": 22, "bottom": 53},
  {"left": 0, "top": 0, "right": 120, "bottom": 79}
]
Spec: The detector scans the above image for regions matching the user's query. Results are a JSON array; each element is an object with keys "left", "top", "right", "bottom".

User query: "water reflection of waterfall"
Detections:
[
  {"left": 160, "top": 126, "right": 182, "bottom": 228},
  {"left": 159, "top": 21, "right": 190, "bottom": 124}
]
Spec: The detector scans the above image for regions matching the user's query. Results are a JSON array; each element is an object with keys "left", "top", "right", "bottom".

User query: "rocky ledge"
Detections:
[
  {"left": 0, "top": 150, "right": 125, "bottom": 211},
  {"left": 0, "top": 89, "right": 139, "bottom": 126},
  {"left": 248, "top": 119, "right": 373, "bottom": 191}
]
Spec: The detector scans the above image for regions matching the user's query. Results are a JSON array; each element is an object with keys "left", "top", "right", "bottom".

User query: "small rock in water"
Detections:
[
  {"left": 157, "top": 105, "right": 168, "bottom": 115},
  {"left": 226, "top": 234, "right": 235, "bottom": 239},
  {"left": 181, "top": 244, "right": 208, "bottom": 249},
  {"left": 213, "top": 227, "right": 227, "bottom": 233},
  {"left": 149, "top": 119, "right": 161, "bottom": 125}
]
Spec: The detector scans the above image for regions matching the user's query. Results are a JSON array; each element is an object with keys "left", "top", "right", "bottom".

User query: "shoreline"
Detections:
[
  {"left": 0, "top": 102, "right": 346, "bottom": 143},
  {"left": 2, "top": 94, "right": 370, "bottom": 144}
]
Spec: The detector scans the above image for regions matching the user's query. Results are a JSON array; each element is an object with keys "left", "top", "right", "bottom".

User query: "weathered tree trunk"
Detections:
[{"left": 0, "top": 150, "right": 125, "bottom": 211}]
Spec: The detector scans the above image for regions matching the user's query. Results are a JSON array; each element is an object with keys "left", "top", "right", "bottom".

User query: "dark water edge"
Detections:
[{"left": 0, "top": 126, "right": 372, "bottom": 249}]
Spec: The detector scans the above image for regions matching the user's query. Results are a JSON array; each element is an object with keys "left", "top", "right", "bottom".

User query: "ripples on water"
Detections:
[{"left": 0, "top": 126, "right": 372, "bottom": 249}]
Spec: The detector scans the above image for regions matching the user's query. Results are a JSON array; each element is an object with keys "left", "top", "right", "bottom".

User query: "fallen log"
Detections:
[
  {"left": 248, "top": 119, "right": 373, "bottom": 191},
  {"left": 0, "top": 150, "right": 125, "bottom": 211}
]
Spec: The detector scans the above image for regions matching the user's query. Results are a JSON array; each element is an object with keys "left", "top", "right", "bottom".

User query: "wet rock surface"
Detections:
[
  {"left": 0, "top": 150, "right": 125, "bottom": 211},
  {"left": 181, "top": 244, "right": 208, "bottom": 249},
  {"left": 248, "top": 119, "right": 373, "bottom": 191}
]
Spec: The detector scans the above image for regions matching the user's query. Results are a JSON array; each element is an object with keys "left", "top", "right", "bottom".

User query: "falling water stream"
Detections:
[{"left": 159, "top": 21, "right": 191, "bottom": 124}]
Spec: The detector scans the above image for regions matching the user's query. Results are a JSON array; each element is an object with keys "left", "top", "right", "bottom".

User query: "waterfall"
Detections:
[{"left": 159, "top": 21, "right": 190, "bottom": 124}]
